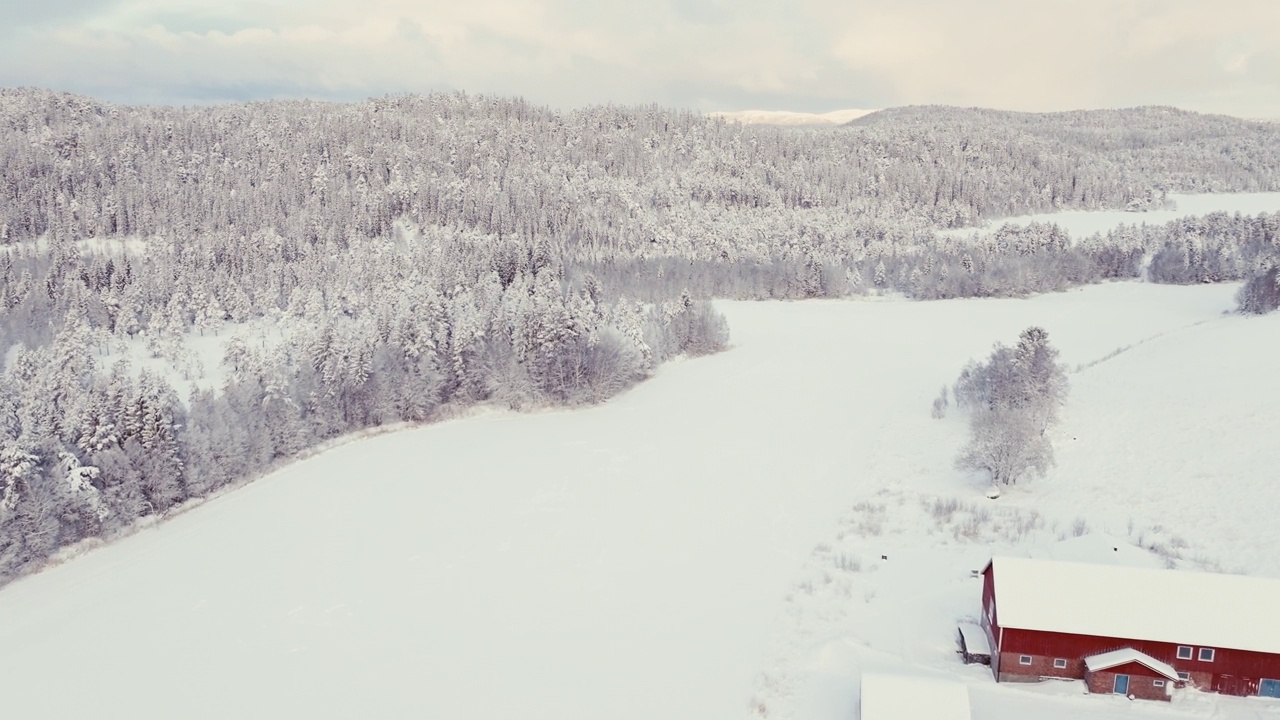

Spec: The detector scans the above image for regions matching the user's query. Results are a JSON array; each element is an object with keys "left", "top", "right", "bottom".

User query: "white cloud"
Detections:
[{"left": 0, "top": 0, "right": 1276, "bottom": 117}]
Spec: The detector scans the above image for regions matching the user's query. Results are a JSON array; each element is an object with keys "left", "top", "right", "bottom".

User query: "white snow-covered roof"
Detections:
[
  {"left": 988, "top": 557, "right": 1280, "bottom": 654},
  {"left": 1085, "top": 648, "right": 1179, "bottom": 680},
  {"left": 957, "top": 622, "right": 991, "bottom": 655},
  {"left": 860, "top": 673, "right": 971, "bottom": 720}
]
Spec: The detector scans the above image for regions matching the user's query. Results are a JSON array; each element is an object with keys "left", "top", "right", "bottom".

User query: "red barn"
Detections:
[{"left": 981, "top": 557, "right": 1280, "bottom": 701}]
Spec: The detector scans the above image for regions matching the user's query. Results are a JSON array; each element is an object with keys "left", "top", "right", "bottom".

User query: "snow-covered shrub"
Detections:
[
  {"left": 930, "top": 385, "right": 949, "bottom": 419},
  {"left": 1237, "top": 263, "right": 1280, "bottom": 315}
]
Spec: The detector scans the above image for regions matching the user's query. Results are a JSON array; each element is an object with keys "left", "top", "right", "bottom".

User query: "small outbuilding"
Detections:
[
  {"left": 1083, "top": 648, "right": 1180, "bottom": 701},
  {"left": 957, "top": 622, "right": 991, "bottom": 665}
]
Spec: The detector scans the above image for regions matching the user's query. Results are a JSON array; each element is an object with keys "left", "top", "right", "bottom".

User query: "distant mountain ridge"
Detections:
[
  {"left": 847, "top": 104, "right": 1274, "bottom": 129},
  {"left": 708, "top": 108, "right": 878, "bottom": 126}
]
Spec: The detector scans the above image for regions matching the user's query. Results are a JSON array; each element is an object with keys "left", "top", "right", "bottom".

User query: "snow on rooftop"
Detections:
[
  {"left": 957, "top": 622, "right": 991, "bottom": 655},
  {"left": 1084, "top": 648, "right": 1179, "bottom": 680},
  {"left": 990, "top": 557, "right": 1280, "bottom": 654},
  {"left": 859, "top": 673, "right": 971, "bottom": 720}
]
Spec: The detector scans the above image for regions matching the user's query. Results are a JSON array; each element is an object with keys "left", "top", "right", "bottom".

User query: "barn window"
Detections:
[
  {"left": 1153, "top": 680, "right": 1166, "bottom": 688},
  {"left": 1177, "top": 672, "right": 1190, "bottom": 681},
  {"left": 1176, "top": 645, "right": 1193, "bottom": 659},
  {"left": 1053, "top": 658, "right": 1067, "bottom": 669},
  {"left": 1199, "top": 648, "right": 1215, "bottom": 662},
  {"left": 1019, "top": 655, "right": 1032, "bottom": 665}
]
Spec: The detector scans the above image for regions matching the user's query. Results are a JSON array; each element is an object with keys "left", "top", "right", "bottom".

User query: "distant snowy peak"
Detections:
[{"left": 708, "top": 108, "right": 878, "bottom": 127}]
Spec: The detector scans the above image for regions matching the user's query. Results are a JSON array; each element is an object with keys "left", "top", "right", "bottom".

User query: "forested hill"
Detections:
[
  {"left": 852, "top": 105, "right": 1280, "bottom": 194},
  {"left": 3, "top": 89, "right": 1278, "bottom": 251}
]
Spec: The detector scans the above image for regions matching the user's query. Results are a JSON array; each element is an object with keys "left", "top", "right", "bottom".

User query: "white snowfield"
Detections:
[
  {"left": 1045, "top": 531, "right": 1167, "bottom": 568},
  {"left": 1, "top": 282, "right": 1280, "bottom": 720},
  {"left": 989, "top": 557, "right": 1280, "bottom": 654},
  {"left": 860, "top": 673, "right": 971, "bottom": 720}
]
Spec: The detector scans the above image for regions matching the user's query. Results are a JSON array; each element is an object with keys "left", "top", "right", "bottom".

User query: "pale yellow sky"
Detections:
[{"left": 1, "top": 0, "right": 1277, "bottom": 117}]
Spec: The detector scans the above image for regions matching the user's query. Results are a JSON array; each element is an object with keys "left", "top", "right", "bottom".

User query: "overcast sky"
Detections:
[{"left": 1, "top": 0, "right": 1277, "bottom": 117}]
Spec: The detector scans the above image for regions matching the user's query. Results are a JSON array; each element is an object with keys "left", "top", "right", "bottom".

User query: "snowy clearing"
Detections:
[
  {"left": 0, "top": 235, "right": 149, "bottom": 257},
  {"left": 939, "top": 191, "right": 1280, "bottom": 239},
  {"left": 101, "top": 317, "right": 295, "bottom": 402},
  {"left": 2, "top": 282, "right": 1280, "bottom": 720}
]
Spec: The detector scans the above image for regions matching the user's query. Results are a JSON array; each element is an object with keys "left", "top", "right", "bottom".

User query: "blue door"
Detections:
[
  {"left": 1260, "top": 679, "right": 1280, "bottom": 698},
  {"left": 1114, "top": 674, "right": 1130, "bottom": 695}
]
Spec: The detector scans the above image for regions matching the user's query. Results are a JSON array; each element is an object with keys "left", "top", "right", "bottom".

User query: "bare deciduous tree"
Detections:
[{"left": 954, "top": 327, "right": 1068, "bottom": 487}]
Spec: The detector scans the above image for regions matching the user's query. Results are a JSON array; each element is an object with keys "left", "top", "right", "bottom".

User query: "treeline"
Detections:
[
  {"left": 852, "top": 210, "right": 1278, "bottom": 304},
  {"left": 576, "top": 210, "right": 1280, "bottom": 308}
]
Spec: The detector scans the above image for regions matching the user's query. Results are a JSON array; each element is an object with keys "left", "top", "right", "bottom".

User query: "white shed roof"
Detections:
[
  {"left": 988, "top": 557, "right": 1280, "bottom": 654},
  {"left": 957, "top": 622, "right": 991, "bottom": 655},
  {"left": 1085, "top": 648, "right": 1179, "bottom": 680},
  {"left": 860, "top": 673, "right": 971, "bottom": 720}
]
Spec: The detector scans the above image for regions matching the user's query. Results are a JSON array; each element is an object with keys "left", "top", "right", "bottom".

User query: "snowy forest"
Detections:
[{"left": 1, "top": 87, "right": 1280, "bottom": 582}]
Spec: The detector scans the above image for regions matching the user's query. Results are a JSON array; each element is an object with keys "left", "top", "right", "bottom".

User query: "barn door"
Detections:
[
  {"left": 1260, "top": 679, "right": 1280, "bottom": 698},
  {"left": 1113, "top": 675, "right": 1130, "bottom": 695}
]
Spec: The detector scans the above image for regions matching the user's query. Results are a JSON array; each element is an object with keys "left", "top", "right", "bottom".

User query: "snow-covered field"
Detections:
[
  {"left": 939, "top": 191, "right": 1280, "bottom": 239},
  {"left": 2, "top": 280, "right": 1279, "bottom": 719}
]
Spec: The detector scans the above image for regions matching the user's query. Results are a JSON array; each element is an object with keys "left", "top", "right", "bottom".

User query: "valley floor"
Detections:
[{"left": 1, "top": 281, "right": 1277, "bottom": 719}]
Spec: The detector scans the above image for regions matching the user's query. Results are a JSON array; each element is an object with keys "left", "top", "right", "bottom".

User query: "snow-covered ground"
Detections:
[
  {"left": 2, "top": 282, "right": 1280, "bottom": 720},
  {"left": 1, "top": 234, "right": 147, "bottom": 256},
  {"left": 939, "top": 191, "right": 1280, "bottom": 239},
  {"left": 100, "top": 317, "right": 294, "bottom": 401},
  {"left": 709, "top": 109, "right": 878, "bottom": 126}
]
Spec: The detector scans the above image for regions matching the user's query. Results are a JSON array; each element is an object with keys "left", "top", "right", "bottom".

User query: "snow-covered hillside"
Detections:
[
  {"left": 2, "top": 281, "right": 1278, "bottom": 719},
  {"left": 709, "top": 108, "right": 878, "bottom": 126}
]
